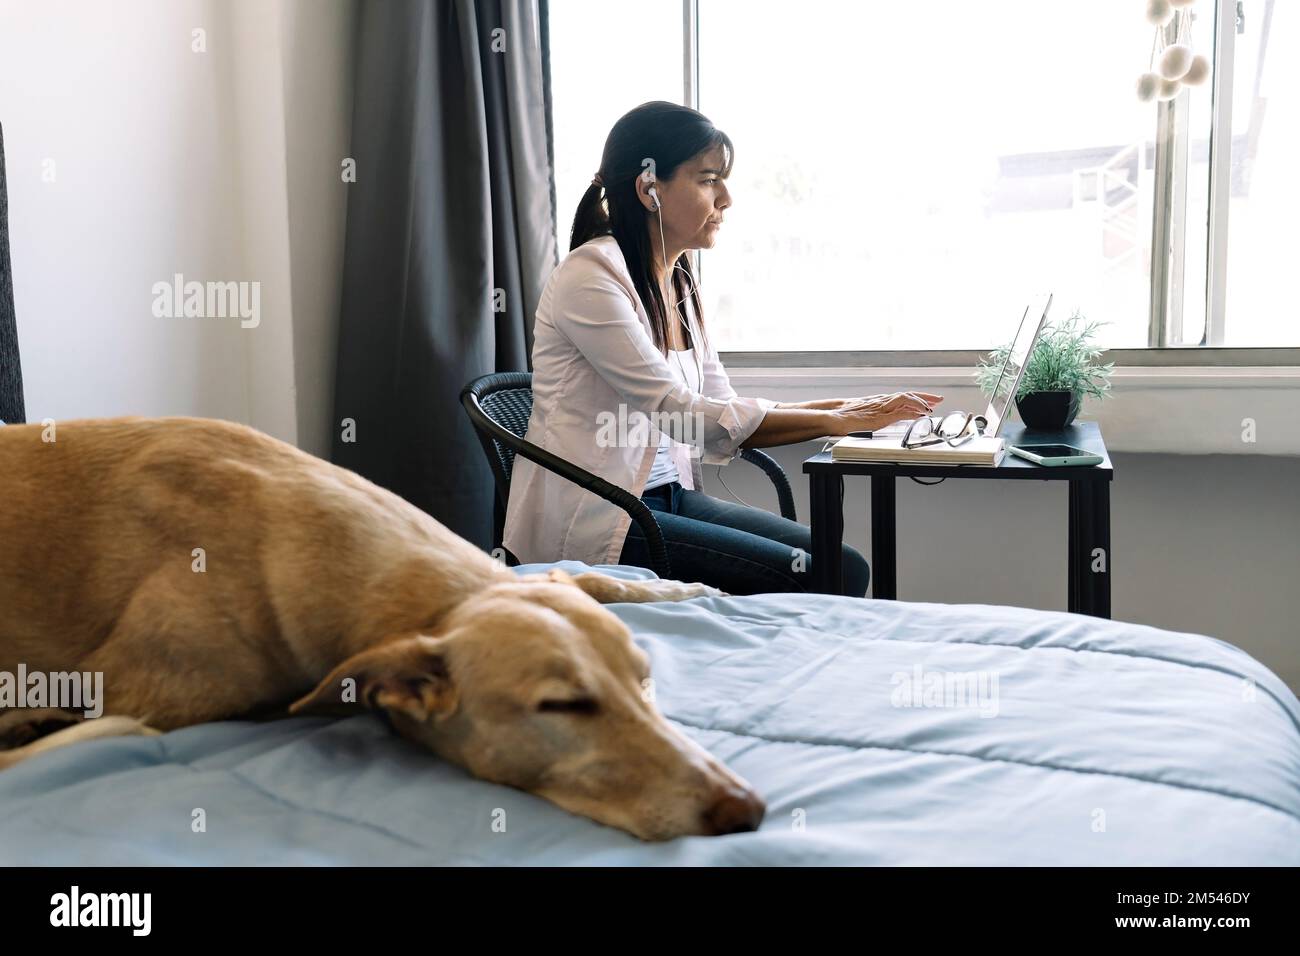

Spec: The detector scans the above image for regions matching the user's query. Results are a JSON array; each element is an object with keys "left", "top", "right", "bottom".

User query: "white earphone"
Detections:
[
  {"left": 646, "top": 177, "right": 699, "bottom": 367},
  {"left": 646, "top": 179, "right": 697, "bottom": 317}
]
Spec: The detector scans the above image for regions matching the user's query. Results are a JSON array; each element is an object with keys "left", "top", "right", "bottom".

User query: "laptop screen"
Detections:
[{"left": 982, "top": 293, "right": 1053, "bottom": 437}]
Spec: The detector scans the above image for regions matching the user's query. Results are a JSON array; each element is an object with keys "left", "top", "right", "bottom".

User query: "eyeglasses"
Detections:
[{"left": 901, "top": 411, "right": 987, "bottom": 449}]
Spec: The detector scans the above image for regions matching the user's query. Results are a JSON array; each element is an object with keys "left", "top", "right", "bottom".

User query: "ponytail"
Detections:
[{"left": 569, "top": 181, "right": 610, "bottom": 252}]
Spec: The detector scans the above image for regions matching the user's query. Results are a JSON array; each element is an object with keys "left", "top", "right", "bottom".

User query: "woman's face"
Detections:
[{"left": 644, "top": 145, "right": 731, "bottom": 253}]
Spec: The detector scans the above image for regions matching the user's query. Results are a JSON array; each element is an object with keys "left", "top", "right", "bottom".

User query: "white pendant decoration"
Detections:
[
  {"left": 1158, "top": 43, "right": 1194, "bottom": 80},
  {"left": 1181, "top": 54, "right": 1210, "bottom": 86},
  {"left": 1145, "top": 0, "right": 1174, "bottom": 27},
  {"left": 1136, "top": 4, "right": 1204, "bottom": 103}
]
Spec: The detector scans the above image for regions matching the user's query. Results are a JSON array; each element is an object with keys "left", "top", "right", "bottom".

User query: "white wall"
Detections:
[
  {"left": 281, "top": 0, "right": 356, "bottom": 459},
  {"left": 0, "top": 0, "right": 354, "bottom": 456}
]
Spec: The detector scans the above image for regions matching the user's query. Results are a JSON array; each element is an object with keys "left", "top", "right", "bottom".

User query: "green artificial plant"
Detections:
[{"left": 976, "top": 310, "right": 1115, "bottom": 403}]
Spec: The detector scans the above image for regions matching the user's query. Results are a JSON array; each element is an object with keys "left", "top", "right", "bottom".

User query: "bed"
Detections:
[{"left": 2, "top": 560, "right": 1297, "bottom": 865}]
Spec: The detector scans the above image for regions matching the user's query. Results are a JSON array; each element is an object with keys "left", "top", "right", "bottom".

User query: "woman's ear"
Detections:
[{"left": 635, "top": 172, "right": 658, "bottom": 212}]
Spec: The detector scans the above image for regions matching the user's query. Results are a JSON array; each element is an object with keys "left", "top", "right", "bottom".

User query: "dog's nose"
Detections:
[{"left": 701, "top": 787, "right": 766, "bottom": 835}]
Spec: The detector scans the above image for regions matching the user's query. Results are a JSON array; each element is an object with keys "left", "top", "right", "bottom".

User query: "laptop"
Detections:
[
  {"left": 976, "top": 292, "right": 1053, "bottom": 438},
  {"left": 871, "top": 293, "right": 1054, "bottom": 440}
]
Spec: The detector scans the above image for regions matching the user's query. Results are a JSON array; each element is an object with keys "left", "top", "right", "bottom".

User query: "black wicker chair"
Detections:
[{"left": 461, "top": 371, "right": 797, "bottom": 581}]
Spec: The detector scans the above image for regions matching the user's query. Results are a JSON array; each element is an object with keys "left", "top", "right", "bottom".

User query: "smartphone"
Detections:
[{"left": 1008, "top": 443, "right": 1103, "bottom": 467}]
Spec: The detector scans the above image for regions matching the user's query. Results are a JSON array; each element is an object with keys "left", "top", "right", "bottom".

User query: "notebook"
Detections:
[{"left": 831, "top": 434, "right": 1007, "bottom": 465}]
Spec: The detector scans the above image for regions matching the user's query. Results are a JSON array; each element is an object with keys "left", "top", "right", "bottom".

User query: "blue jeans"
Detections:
[{"left": 618, "top": 480, "right": 871, "bottom": 597}]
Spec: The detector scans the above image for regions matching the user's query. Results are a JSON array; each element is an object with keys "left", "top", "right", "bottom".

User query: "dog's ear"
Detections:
[{"left": 289, "top": 635, "right": 458, "bottom": 723}]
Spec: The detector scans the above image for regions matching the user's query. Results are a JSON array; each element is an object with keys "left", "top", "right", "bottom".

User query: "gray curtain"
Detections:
[
  {"left": 0, "top": 123, "right": 26, "bottom": 425},
  {"left": 332, "top": 0, "right": 557, "bottom": 548}
]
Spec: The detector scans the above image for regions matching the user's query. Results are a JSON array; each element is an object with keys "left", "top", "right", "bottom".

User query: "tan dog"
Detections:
[{"left": 0, "top": 417, "right": 765, "bottom": 840}]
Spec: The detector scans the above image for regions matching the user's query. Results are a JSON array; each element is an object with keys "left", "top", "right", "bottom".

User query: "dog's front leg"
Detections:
[
  {"left": 567, "top": 571, "right": 728, "bottom": 605},
  {"left": 514, "top": 567, "right": 727, "bottom": 604}
]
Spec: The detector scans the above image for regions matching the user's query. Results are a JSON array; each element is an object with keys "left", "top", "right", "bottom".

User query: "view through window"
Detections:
[{"left": 550, "top": 0, "right": 1295, "bottom": 352}]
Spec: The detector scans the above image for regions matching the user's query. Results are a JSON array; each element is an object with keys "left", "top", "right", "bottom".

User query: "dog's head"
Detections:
[{"left": 290, "top": 568, "right": 764, "bottom": 841}]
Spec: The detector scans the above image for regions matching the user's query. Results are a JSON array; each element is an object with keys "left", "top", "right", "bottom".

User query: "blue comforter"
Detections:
[{"left": 3, "top": 561, "right": 1297, "bottom": 865}]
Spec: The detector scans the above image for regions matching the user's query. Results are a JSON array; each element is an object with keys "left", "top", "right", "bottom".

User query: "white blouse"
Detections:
[
  {"left": 644, "top": 346, "right": 700, "bottom": 491},
  {"left": 502, "top": 235, "right": 776, "bottom": 567}
]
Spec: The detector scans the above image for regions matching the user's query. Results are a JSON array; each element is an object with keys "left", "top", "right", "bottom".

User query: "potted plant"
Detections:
[{"left": 975, "top": 312, "right": 1114, "bottom": 430}]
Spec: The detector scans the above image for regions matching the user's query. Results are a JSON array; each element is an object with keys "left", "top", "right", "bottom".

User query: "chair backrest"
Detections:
[
  {"left": 461, "top": 371, "right": 535, "bottom": 505},
  {"left": 461, "top": 370, "right": 675, "bottom": 576}
]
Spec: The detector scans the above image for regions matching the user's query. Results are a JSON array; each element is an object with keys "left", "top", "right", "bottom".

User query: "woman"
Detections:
[{"left": 503, "top": 102, "right": 942, "bottom": 596}]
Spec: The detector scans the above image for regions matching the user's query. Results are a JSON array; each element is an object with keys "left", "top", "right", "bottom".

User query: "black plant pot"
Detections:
[{"left": 1015, "top": 390, "right": 1081, "bottom": 430}]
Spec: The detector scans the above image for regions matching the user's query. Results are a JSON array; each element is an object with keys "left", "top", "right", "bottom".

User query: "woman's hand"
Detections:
[
  {"left": 744, "top": 391, "right": 944, "bottom": 449},
  {"left": 832, "top": 392, "right": 944, "bottom": 434}
]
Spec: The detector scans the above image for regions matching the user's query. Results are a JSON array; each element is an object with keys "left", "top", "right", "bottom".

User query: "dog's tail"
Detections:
[{"left": 0, "top": 716, "right": 161, "bottom": 771}]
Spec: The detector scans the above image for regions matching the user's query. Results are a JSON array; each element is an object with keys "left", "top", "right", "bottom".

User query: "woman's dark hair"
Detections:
[{"left": 570, "top": 101, "right": 733, "bottom": 358}]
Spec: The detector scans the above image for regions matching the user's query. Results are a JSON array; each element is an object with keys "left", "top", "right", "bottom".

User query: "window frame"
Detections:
[{"left": 681, "top": 0, "right": 1300, "bottom": 367}]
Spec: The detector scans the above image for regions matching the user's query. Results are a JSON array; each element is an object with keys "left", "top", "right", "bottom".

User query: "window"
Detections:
[
  {"left": 550, "top": 0, "right": 1297, "bottom": 357},
  {"left": 1213, "top": 0, "right": 1295, "bottom": 346},
  {"left": 1165, "top": 0, "right": 1295, "bottom": 347},
  {"left": 548, "top": 0, "right": 682, "bottom": 254}
]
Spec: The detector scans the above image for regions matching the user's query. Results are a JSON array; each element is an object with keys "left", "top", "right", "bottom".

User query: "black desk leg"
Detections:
[
  {"left": 1068, "top": 480, "right": 1111, "bottom": 618},
  {"left": 1068, "top": 483, "right": 1079, "bottom": 612},
  {"left": 871, "top": 474, "right": 897, "bottom": 601},
  {"left": 809, "top": 473, "right": 844, "bottom": 594}
]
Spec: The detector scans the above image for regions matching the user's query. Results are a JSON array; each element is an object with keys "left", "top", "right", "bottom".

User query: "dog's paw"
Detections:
[{"left": 661, "top": 581, "right": 729, "bottom": 601}]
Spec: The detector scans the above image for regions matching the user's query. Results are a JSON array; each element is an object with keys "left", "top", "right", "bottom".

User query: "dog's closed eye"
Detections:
[{"left": 536, "top": 697, "right": 600, "bottom": 716}]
